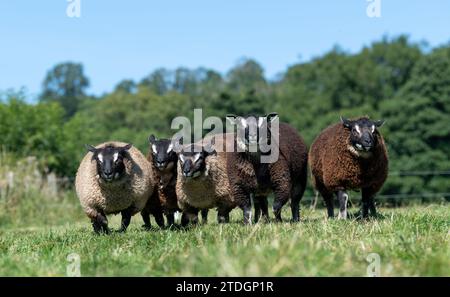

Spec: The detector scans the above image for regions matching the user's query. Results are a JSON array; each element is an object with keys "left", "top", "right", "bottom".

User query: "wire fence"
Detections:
[
  {"left": 388, "top": 170, "right": 450, "bottom": 176},
  {"left": 1, "top": 167, "right": 449, "bottom": 203}
]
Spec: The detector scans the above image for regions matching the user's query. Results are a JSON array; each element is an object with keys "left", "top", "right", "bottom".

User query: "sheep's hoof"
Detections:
[{"left": 93, "top": 228, "right": 110, "bottom": 235}]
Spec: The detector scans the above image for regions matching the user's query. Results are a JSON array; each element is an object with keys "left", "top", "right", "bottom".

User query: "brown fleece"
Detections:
[
  {"left": 142, "top": 152, "right": 179, "bottom": 220},
  {"left": 251, "top": 122, "right": 309, "bottom": 220},
  {"left": 309, "top": 119, "right": 388, "bottom": 201},
  {"left": 177, "top": 133, "right": 257, "bottom": 220}
]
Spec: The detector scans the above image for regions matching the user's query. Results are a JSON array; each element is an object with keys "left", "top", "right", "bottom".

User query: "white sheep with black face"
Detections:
[{"left": 75, "top": 141, "right": 155, "bottom": 234}]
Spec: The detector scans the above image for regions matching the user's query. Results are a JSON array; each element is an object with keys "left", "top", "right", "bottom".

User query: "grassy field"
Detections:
[{"left": 0, "top": 195, "right": 448, "bottom": 276}]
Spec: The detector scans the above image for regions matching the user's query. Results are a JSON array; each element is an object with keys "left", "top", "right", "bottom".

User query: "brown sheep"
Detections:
[
  {"left": 309, "top": 116, "right": 388, "bottom": 219},
  {"left": 140, "top": 135, "right": 178, "bottom": 228},
  {"left": 226, "top": 113, "right": 308, "bottom": 222},
  {"left": 176, "top": 134, "right": 257, "bottom": 225},
  {"left": 141, "top": 135, "right": 208, "bottom": 228}
]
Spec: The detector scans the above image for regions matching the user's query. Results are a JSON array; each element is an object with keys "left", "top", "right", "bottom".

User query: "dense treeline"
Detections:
[{"left": 1, "top": 36, "right": 449, "bottom": 200}]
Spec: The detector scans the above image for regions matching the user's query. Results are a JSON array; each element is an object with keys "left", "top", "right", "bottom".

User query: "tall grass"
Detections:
[{"left": 0, "top": 152, "right": 83, "bottom": 228}]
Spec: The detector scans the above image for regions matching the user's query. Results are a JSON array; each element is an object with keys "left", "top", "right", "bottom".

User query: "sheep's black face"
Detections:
[
  {"left": 148, "top": 135, "right": 177, "bottom": 171},
  {"left": 341, "top": 117, "right": 385, "bottom": 152},
  {"left": 178, "top": 144, "right": 216, "bottom": 179},
  {"left": 227, "top": 113, "right": 278, "bottom": 153},
  {"left": 86, "top": 144, "right": 132, "bottom": 182}
]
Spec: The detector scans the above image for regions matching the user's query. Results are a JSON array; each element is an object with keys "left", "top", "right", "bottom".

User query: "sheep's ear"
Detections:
[
  {"left": 120, "top": 143, "right": 132, "bottom": 152},
  {"left": 374, "top": 119, "right": 385, "bottom": 128},
  {"left": 226, "top": 114, "right": 238, "bottom": 125},
  {"left": 205, "top": 147, "right": 217, "bottom": 157},
  {"left": 266, "top": 112, "right": 278, "bottom": 123},
  {"left": 204, "top": 137, "right": 217, "bottom": 156},
  {"left": 85, "top": 144, "right": 97, "bottom": 153},
  {"left": 148, "top": 134, "right": 156, "bottom": 144},
  {"left": 340, "top": 116, "right": 352, "bottom": 129}
]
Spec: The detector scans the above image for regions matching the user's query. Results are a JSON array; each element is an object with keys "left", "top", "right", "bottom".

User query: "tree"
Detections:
[
  {"left": 139, "top": 68, "right": 172, "bottom": 95},
  {"left": 114, "top": 79, "right": 137, "bottom": 94},
  {"left": 227, "top": 58, "right": 267, "bottom": 93},
  {"left": 39, "top": 62, "right": 90, "bottom": 118},
  {"left": 380, "top": 46, "right": 450, "bottom": 195}
]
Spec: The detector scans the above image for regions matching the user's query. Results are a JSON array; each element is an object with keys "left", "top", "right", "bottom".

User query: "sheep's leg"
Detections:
[
  {"left": 270, "top": 161, "right": 292, "bottom": 223},
  {"left": 181, "top": 208, "right": 199, "bottom": 227},
  {"left": 217, "top": 207, "right": 231, "bottom": 223},
  {"left": 369, "top": 200, "right": 377, "bottom": 217},
  {"left": 291, "top": 186, "right": 301, "bottom": 222},
  {"left": 316, "top": 182, "right": 334, "bottom": 218},
  {"left": 291, "top": 200, "right": 300, "bottom": 223},
  {"left": 291, "top": 176, "right": 306, "bottom": 222},
  {"left": 234, "top": 190, "right": 252, "bottom": 224},
  {"left": 141, "top": 209, "right": 152, "bottom": 230},
  {"left": 253, "top": 194, "right": 262, "bottom": 223},
  {"left": 181, "top": 212, "right": 190, "bottom": 227},
  {"left": 273, "top": 184, "right": 291, "bottom": 223},
  {"left": 166, "top": 212, "right": 175, "bottom": 227},
  {"left": 362, "top": 188, "right": 377, "bottom": 218},
  {"left": 119, "top": 207, "right": 135, "bottom": 232},
  {"left": 337, "top": 190, "right": 348, "bottom": 219},
  {"left": 200, "top": 209, "right": 208, "bottom": 224},
  {"left": 91, "top": 211, "right": 110, "bottom": 234},
  {"left": 254, "top": 195, "right": 269, "bottom": 223},
  {"left": 324, "top": 196, "right": 334, "bottom": 218},
  {"left": 242, "top": 199, "right": 252, "bottom": 225},
  {"left": 260, "top": 196, "right": 269, "bottom": 222},
  {"left": 253, "top": 195, "right": 269, "bottom": 223},
  {"left": 154, "top": 212, "right": 165, "bottom": 228}
]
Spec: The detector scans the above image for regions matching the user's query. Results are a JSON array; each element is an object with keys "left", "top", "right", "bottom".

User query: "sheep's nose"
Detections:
[{"left": 362, "top": 139, "right": 373, "bottom": 151}]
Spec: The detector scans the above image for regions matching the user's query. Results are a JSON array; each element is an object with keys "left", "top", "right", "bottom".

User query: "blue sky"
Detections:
[{"left": 1, "top": 0, "right": 449, "bottom": 98}]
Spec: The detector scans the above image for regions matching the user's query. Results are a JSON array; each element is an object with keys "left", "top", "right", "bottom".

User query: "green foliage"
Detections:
[
  {"left": 0, "top": 94, "right": 66, "bottom": 173},
  {"left": 39, "top": 62, "right": 90, "bottom": 118},
  {"left": 0, "top": 35, "right": 449, "bottom": 199}
]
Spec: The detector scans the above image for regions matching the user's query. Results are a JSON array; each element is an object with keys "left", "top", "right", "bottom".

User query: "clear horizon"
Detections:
[{"left": 1, "top": 0, "right": 449, "bottom": 100}]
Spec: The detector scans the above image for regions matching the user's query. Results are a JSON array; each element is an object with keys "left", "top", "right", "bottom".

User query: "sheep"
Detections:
[
  {"left": 309, "top": 116, "right": 388, "bottom": 219},
  {"left": 176, "top": 134, "right": 257, "bottom": 225},
  {"left": 141, "top": 135, "right": 208, "bottom": 228},
  {"left": 226, "top": 113, "right": 309, "bottom": 222},
  {"left": 75, "top": 141, "right": 155, "bottom": 233}
]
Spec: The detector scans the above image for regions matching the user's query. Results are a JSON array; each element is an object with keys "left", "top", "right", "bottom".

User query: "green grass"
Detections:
[{"left": 0, "top": 203, "right": 448, "bottom": 276}]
